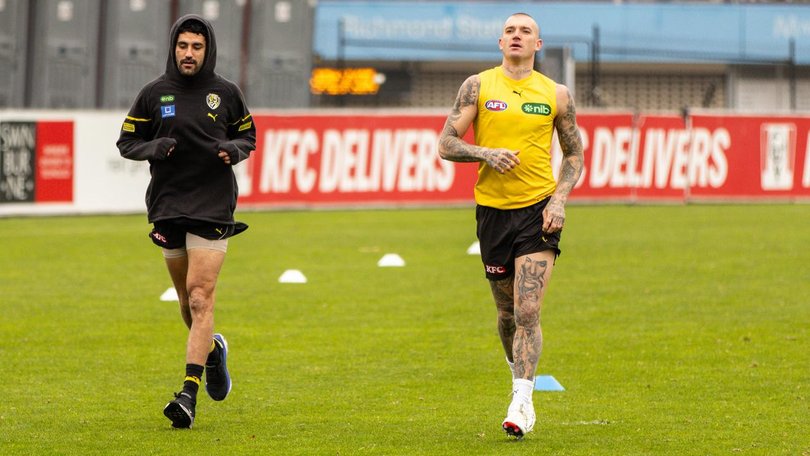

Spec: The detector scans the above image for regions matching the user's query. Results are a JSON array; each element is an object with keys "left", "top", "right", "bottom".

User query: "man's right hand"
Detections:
[{"left": 485, "top": 149, "right": 520, "bottom": 174}]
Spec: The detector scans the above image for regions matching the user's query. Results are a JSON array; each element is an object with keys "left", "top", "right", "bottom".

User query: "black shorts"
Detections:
[
  {"left": 476, "top": 198, "right": 561, "bottom": 281},
  {"left": 149, "top": 219, "right": 248, "bottom": 249}
]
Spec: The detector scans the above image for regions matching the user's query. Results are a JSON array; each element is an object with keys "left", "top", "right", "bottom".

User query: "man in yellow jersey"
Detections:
[{"left": 437, "top": 12, "right": 584, "bottom": 439}]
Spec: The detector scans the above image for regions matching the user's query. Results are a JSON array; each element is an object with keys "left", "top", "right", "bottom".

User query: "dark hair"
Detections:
[{"left": 177, "top": 19, "right": 208, "bottom": 43}]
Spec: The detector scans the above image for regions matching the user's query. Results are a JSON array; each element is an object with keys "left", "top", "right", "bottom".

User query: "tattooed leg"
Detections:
[
  {"left": 490, "top": 277, "right": 516, "bottom": 361},
  {"left": 512, "top": 252, "right": 555, "bottom": 380}
]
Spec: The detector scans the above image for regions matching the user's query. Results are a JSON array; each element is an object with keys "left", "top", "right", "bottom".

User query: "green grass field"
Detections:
[{"left": 1, "top": 205, "right": 808, "bottom": 455}]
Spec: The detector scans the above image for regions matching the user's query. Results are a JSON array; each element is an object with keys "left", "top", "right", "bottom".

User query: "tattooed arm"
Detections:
[
  {"left": 543, "top": 84, "right": 585, "bottom": 233},
  {"left": 437, "top": 75, "right": 520, "bottom": 174}
]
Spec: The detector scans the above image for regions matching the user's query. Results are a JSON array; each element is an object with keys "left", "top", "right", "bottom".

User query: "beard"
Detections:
[{"left": 177, "top": 60, "right": 201, "bottom": 76}]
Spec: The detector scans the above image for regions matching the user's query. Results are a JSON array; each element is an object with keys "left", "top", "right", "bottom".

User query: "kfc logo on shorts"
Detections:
[
  {"left": 485, "top": 100, "right": 507, "bottom": 112},
  {"left": 151, "top": 231, "right": 168, "bottom": 244},
  {"left": 485, "top": 264, "right": 507, "bottom": 274}
]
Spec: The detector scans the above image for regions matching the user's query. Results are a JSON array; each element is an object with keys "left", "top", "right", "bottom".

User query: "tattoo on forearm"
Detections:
[
  {"left": 440, "top": 122, "right": 460, "bottom": 144},
  {"left": 554, "top": 90, "right": 585, "bottom": 198}
]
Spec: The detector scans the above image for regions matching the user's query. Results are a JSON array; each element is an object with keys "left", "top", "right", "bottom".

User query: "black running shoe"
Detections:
[
  {"left": 205, "top": 333, "right": 231, "bottom": 401},
  {"left": 163, "top": 391, "right": 196, "bottom": 429}
]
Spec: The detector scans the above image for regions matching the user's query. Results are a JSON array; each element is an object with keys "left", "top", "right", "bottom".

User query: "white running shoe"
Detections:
[{"left": 502, "top": 399, "right": 536, "bottom": 438}]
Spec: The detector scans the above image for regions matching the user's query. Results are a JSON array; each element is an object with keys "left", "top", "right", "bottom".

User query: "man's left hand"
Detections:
[{"left": 218, "top": 150, "right": 231, "bottom": 164}]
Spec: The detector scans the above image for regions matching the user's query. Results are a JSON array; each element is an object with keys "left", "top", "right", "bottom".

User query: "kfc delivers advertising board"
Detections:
[{"left": 240, "top": 112, "right": 810, "bottom": 207}]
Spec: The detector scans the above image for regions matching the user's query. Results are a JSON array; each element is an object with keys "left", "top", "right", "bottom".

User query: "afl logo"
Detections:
[{"left": 485, "top": 100, "right": 507, "bottom": 111}]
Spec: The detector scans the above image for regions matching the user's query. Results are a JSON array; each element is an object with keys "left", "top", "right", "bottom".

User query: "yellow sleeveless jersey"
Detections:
[{"left": 474, "top": 66, "right": 558, "bottom": 209}]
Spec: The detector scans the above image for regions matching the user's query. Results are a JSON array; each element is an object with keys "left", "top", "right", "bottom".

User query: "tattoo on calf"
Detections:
[
  {"left": 512, "top": 258, "right": 547, "bottom": 378},
  {"left": 490, "top": 277, "right": 517, "bottom": 358},
  {"left": 490, "top": 277, "right": 514, "bottom": 310}
]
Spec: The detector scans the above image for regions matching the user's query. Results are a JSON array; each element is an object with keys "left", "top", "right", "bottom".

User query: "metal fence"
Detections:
[{"left": 0, "top": 0, "right": 314, "bottom": 109}]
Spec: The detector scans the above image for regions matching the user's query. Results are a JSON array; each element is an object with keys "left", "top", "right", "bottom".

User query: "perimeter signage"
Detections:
[
  {"left": 0, "top": 121, "right": 73, "bottom": 204},
  {"left": 236, "top": 112, "right": 810, "bottom": 206},
  {"left": 2, "top": 112, "right": 810, "bottom": 216}
]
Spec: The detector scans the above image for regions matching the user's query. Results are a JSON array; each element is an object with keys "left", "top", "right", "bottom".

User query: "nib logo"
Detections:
[{"left": 522, "top": 103, "right": 551, "bottom": 116}]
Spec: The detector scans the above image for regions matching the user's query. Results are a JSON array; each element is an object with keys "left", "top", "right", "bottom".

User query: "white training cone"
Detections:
[
  {"left": 279, "top": 269, "right": 307, "bottom": 283},
  {"left": 377, "top": 253, "right": 405, "bottom": 267},
  {"left": 160, "top": 287, "right": 179, "bottom": 302},
  {"left": 466, "top": 241, "right": 480, "bottom": 255}
]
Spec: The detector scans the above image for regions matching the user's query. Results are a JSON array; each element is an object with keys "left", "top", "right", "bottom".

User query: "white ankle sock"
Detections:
[
  {"left": 506, "top": 357, "right": 516, "bottom": 379},
  {"left": 512, "top": 378, "right": 534, "bottom": 404}
]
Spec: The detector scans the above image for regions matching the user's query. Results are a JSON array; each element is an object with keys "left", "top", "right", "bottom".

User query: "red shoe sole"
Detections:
[{"left": 503, "top": 421, "right": 524, "bottom": 438}]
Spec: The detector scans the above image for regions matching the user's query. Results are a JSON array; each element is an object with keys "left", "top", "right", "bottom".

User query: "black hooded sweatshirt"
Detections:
[{"left": 116, "top": 14, "right": 256, "bottom": 225}]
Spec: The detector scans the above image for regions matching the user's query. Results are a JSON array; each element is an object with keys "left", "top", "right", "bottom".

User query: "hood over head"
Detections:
[{"left": 166, "top": 14, "right": 217, "bottom": 82}]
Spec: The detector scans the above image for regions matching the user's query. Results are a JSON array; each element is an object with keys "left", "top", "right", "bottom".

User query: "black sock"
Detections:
[{"left": 182, "top": 363, "right": 204, "bottom": 398}]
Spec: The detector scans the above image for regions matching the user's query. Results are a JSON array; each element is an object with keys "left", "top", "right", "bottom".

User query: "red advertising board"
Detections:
[
  {"left": 690, "top": 114, "right": 810, "bottom": 200},
  {"left": 0, "top": 120, "right": 73, "bottom": 204},
  {"left": 238, "top": 112, "right": 810, "bottom": 207},
  {"left": 238, "top": 113, "right": 479, "bottom": 207},
  {"left": 566, "top": 112, "right": 810, "bottom": 202},
  {"left": 35, "top": 121, "right": 74, "bottom": 202},
  {"left": 567, "top": 113, "right": 730, "bottom": 202}
]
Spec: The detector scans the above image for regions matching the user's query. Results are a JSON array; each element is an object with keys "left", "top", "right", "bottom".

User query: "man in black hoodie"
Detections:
[{"left": 117, "top": 14, "right": 256, "bottom": 429}]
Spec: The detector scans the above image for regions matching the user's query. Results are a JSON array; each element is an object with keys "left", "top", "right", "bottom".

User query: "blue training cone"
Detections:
[{"left": 534, "top": 375, "right": 565, "bottom": 391}]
